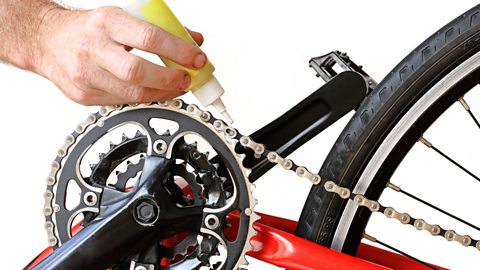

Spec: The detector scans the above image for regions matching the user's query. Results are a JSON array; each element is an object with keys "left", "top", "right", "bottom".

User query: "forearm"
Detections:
[{"left": 0, "top": 0, "right": 63, "bottom": 71}]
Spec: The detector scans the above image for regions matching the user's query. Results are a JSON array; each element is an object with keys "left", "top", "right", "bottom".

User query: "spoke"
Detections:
[
  {"left": 387, "top": 183, "right": 480, "bottom": 232},
  {"left": 418, "top": 137, "right": 480, "bottom": 183},
  {"left": 363, "top": 234, "right": 440, "bottom": 270},
  {"left": 458, "top": 97, "right": 480, "bottom": 130}
]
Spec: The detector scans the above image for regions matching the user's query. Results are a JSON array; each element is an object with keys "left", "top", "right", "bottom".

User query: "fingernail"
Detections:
[
  {"left": 193, "top": 54, "right": 207, "bottom": 68},
  {"left": 180, "top": 73, "right": 191, "bottom": 90}
]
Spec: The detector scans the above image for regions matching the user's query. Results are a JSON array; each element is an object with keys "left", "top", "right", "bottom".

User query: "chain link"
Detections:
[
  {"left": 233, "top": 111, "right": 480, "bottom": 252},
  {"left": 44, "top": 99, "right": 480, "bottom": 261},
  {"left": 43, "top": 100, "right": 259, "bottom": 269}
]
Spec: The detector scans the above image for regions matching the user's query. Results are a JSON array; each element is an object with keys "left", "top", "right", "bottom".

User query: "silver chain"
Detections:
[
  {"left": 237, "top": 126, "right": 480, "bottom": 252},
  {"left": 44, "top": 99, "right": 479, "bottom": 266},
  {"left": 43, "top": 100, "right": 259, "bottom": 269},
  {"left": 170, "top": 100, "right": 480, "bottom": 252}
]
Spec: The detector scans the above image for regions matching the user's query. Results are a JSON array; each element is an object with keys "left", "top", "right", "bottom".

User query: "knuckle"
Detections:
[
  {"left": 71, "top": 64, "right": 88, "bottom": 83},
  {"left": 76, "top": 37, "right": 93, "bottom": 58},
  {"left": 91, "top": 6, "right": 122, "bottom": 29},
  {"left": 139, "top": 25, "right": 158, "bottom": 50},
  {"left": 119, "top": 59, "right": 143, "bottom": 83},
  {"left": 71, "top": 89, "right": 92, "bottom": 105},
  {"left": 88, "top": 7, "right": 108, "bottom": 30},
  {"left": 164, "top": 70, "right": 185, "bottom": 89},
  {"left": 170, "top": 43, "right": 199, "bottom": 66}
]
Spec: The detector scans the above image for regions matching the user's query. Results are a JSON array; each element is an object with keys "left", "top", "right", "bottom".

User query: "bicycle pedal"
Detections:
[{"left": 309, "top": 51, "right": 377, "bottom": 94}]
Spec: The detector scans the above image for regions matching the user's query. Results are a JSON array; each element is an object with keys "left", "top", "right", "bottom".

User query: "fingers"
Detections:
[
  {"left": 186, "top": 28, "right": 204, "bottom": 46},
  {"left": 104, "top": 8, "right": 207, "bottom": 69},
  {"left": 97, "top": 46, "right": 191, "bottom": 92},
  {"left": 65, "top": 69, "right": 185, "bottom": 106},
  {"left": 62, "top": 84, "right": 126, "bottom": 106},
  {"left": 70, "top": 61, "right": 185, "bottom": 105}
]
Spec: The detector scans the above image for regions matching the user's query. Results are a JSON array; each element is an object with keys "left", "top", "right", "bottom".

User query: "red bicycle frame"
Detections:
[{"left": 26, "top": 212, "right": 444, "bottom": 270}]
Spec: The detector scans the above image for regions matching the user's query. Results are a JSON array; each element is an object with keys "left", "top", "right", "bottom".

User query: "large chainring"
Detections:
[{"left": 43, "top": 101, "right": 258, "bottom": 269}]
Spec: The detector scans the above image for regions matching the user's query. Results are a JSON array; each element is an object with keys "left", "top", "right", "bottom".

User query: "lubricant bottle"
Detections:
[{"left": 124, "top": 0, "right": 233, "bottom": 123}]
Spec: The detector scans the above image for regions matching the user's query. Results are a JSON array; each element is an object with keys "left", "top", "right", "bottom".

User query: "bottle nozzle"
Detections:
[
  {"left": 221, "top": 111, "right": 234, "bottom": 124},
  {"left": 212, "top": 98, "right": 234, "bottom": 124},
  {"left": 192, "top": 77, "right": 233, "bottom": 124}
]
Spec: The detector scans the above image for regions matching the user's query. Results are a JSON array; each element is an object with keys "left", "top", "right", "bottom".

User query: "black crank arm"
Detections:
[
  {"left": 32, "top": 156, "right": 174, "bottom": 270},
  {"left": 244, "top": 70, "right": 367, "bottom": 181}
]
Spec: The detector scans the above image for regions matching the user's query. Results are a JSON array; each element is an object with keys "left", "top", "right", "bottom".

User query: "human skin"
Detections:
[{"left": 0, "top": 1, "right": 206, "bottom": 105}]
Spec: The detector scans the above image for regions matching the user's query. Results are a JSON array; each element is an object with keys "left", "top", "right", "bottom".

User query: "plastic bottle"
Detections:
[{"left": 123, "top": 0, "right": 233, "bottom": 123}]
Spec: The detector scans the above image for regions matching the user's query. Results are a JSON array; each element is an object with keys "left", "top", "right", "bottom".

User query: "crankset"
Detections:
[
  {"left": 40, "top": 96, "right": 480, "bottom": 270},
  {"left": 40, "top": 101, "right": 258, "bottom": 269}
]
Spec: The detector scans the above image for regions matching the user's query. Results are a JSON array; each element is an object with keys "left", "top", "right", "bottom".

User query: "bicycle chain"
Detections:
[
  {"left": 239, "top": 128, "right": 480, "bottom": 252},
  {"left": 43, "top": 99, "right": 259, "bottom": 269},
  {"left": 184, "top": 99, "right": 480, "bottom": 252},
  {"left": 43, "top": 98, "right": 479, "bottom": 266}
]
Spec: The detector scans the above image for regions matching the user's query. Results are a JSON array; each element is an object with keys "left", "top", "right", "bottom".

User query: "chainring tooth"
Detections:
[{"left": 44, "top": 100, "right": 257, "bottom": 269}]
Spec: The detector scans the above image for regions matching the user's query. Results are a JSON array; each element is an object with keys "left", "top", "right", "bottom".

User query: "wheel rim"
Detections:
[{"left": 331, "top": 50, "right": 480, "bottom": 257}]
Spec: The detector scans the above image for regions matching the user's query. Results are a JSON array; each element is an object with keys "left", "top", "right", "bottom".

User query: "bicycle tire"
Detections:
[{"left": 296, "top": 3, "right": 480, "bottom": 256}]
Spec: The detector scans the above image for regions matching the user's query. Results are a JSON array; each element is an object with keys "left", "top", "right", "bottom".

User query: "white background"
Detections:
[{"left": 1, "top": 0, "right": 479, "bottom": 269}]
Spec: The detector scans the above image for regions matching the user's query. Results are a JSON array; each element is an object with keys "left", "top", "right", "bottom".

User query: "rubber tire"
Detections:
[{"left": 295, "top": 4, "right": 480, "bottom": 255}]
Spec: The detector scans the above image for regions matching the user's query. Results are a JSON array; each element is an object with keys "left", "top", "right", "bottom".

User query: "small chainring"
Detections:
[{"left": 43, "top": 101, "right": 258, "bottom": 269}]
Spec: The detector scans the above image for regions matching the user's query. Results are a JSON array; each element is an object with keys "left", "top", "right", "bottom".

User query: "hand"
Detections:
[{"left": 37, "top": 6, "right": 206, "bottom": 105}]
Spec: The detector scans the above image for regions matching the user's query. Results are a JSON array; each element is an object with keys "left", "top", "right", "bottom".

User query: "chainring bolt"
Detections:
[
  {"left": 84, "top": 192, "right": 98, "bottom": 207},
  {"left": 205, "top": 214, "right": 220, "bottom": 230},
  {"left": 153, "top": 140, "right": 168, "bottom": 155}
]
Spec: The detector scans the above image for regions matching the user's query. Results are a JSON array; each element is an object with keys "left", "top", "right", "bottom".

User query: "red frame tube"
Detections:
[{"left": 25, "top": 213, "right": 446, "bottom": 270}]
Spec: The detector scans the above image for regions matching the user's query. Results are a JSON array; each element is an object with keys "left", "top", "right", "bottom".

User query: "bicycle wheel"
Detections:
[{"left": 296, "top": 3, "right": 480, "bottom": 267}]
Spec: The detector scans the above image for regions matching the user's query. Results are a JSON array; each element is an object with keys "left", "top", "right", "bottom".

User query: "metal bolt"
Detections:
[
  {"left": 205, "top": 214, "right": 220, "bottom": 230},
  {"left": 192, "top": 151, "right": 202, "bottom": 160},
  {"left": 135, "top": 200, "right": 159, "bottom": 225},
  {"left": 84, "top": 192, "right": 97, "bottom": 206},
  {"left": 153, "top": 140, "right": 167, "bottom": 155}
]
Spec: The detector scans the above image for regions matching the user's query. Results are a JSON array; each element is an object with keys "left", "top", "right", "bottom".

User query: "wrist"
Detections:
[{"left": 28, "top": 3, "right": 67, "bottom": 74}]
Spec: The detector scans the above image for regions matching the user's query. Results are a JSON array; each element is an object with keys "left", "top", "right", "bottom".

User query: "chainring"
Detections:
[
  {"left": 43, "top": 101, "right": 258, "bottom": 269},
  {"left": 90, "top": 134, "right": 229, "bottom": 266}
]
